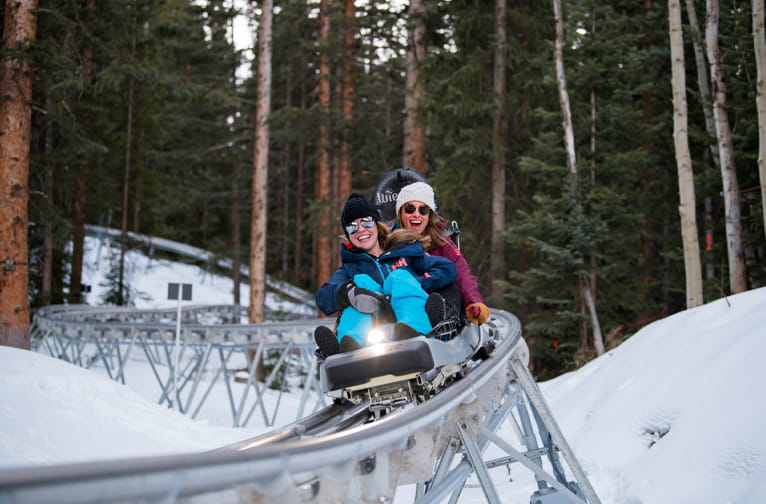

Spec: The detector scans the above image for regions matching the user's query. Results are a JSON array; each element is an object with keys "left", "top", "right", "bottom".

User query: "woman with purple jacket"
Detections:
[{"left": 395, "top": 182, "right": 490, "bottom": 325}]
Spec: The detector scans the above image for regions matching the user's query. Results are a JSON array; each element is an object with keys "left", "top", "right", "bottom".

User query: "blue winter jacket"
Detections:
[{"left": 315, "top": 241, "right": 457, "bottom": 315}]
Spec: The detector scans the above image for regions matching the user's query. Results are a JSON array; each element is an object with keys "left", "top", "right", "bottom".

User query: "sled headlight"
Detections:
[{"left": 367, "top": 327, "right": 386, "bottom": 346}]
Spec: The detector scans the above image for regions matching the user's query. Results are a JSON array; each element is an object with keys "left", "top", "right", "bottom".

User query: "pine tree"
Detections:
[
  {"left": 249, "top": 0, "right": 273, "bottom": 324},
  {"left": 0, "top": 0, "right": 37, "bottom": 349}
]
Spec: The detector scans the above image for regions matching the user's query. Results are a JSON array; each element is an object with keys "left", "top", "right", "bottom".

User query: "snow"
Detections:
[
  {"left": 80, "top": 227, "right": 315, "bottom": 316},
  {"left": 533, "top": 288, "right": 766, "bottom": 503},
  {"left": 2, "top": 234, "right": 766, "bottom": 503},
  {"left": 0, "top": 347, "right": 257, "bottom": 466}
]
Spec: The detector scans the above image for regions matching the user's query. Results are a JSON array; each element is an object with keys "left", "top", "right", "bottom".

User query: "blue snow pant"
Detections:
[{"left": 336, "top": 269, "right": 432, "bottom": 347}]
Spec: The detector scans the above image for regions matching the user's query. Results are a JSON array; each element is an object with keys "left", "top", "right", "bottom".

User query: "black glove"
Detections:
[
  {"left": 335, "top": 280, "right": 355, "bottom": 310},
  {"left": 349, "top": 287, "right": 387, "bottom": 314},
  {"left": 335, "top": 281, "right": 386, "bottom": 315}
]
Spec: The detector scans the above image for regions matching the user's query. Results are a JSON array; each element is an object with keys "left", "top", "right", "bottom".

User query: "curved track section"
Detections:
[
  {"left": 31, "top": 304, "right": 328, "bottom": 427},
  {"left": 3, "top": 308, "right": 600, "bottom": 504}
]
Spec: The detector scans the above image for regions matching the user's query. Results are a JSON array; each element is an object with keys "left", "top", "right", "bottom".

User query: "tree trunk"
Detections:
[
  {"left": 705, "top": 196, "right": 715, "bottom": 278},
  {"left": 0, "top": 0, "right": 37, "bottom": 349},
  {"left": 70, "top": 0, "right": 96, "bottom": 305},
  {"left": 119, "top": 20, "right": 136, "bottom": 306},
  {"left": 315, "top": 0, "right": 333, "bottom": 291},
  {"left": 589, "top": 88, "right": 599, "bottom": 306},
  {"left": 231, "top": 162, "right": 241, "bottom": 307},
  {"left": 582, "top": 279, "right": 604, "bottom": 356},
  {"left": 490, "top": 0, "right": 507, "bottom": 302},
  {"left": 249, "top": 0, "right": 273, "bottom": 324},
  {"left": 553, "top": 0, "right": 577, "bottom": 180},
  {"left": 132, "top": 175, "right": 141, "bottom": 234},
  {"left": 294, "top": 148, "right": 305, "bottom": 278},
  {"left": 403, "top": 0, "right": 427, "bottom": 175},
  {"left": 70, "top": 176, "right": 87, "bottom": 303},
  {"left": 42, "top": 87, "right": 55, "bottom": 305},
  {"left": 753, "top": 0, "right": 766, "bottom": 241},
  {"left": 282, "top": 145, "right": 290, "bottom": 275},
  {"left": 683, "top": 0, "right": 719, "bottom": 280},
  {"left": 294, "top": 51, "right": 307, "bottom": 282},
  {"left": 118, "top": 72, "right": 134, "bottom": 306},
  {"left": 553, "top": 0, "right": 604, "bottom": 356},
  {"left": 684, "top": 0, "right": 718, "bottom": 161},
  {"left": 669, "top": 0, "right": 704, "bottom": 308},
  {"left": 248, "top": 0, "right": 274, "bottom": 384},
  {"left": 590, "top": 88, "right": 597, "bottom": 184},
  {"left": 635, "top": 1, "right": 659, "bottom": 328},
  {"left": 337, "top": 0, "right": 355, "bottom": 204},
  {"left": 706, "top": 0, "right": 748, "bottom": 293}
]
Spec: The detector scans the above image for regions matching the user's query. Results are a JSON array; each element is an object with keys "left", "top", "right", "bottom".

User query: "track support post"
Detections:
[
  {"left": 509, "top": 356, "right": 601, "bottom": 504},
  {"left": 456, "top": 421, "right": 502, "bottom": 504}
]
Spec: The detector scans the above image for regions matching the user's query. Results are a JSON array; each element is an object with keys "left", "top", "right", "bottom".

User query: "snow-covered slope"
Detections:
[{"left": 534, "top": 287, "right": 766, "bottom": 503}]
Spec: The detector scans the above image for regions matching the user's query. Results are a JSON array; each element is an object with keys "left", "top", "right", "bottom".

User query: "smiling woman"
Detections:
[
  {"left": 395, "top": 182, "right": 489, "bottom": 326},
  {"left": 396, "top": 182, "right": 437, "bottom": 236},
  {"left": 340, "top": 193, "right": 388, "bottom": 255},
  {"left": 313, "top": 193, "right": 457, "bottom": 356},
  {"left": 314, "top": 194, "right": 389, "bottom": 317}
]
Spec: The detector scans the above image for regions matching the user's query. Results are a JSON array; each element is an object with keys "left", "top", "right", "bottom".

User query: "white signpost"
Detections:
[{"left": 167, "top": 283, "right": 192, "bottom": 410}]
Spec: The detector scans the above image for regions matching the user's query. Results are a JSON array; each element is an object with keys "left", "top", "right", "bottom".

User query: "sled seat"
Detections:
[{"left": 320, "top": 338, "right": 435, "bottom": 392}]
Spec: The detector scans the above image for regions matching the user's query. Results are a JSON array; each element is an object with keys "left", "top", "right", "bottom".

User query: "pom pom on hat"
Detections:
[
  {"left": 395, "top": 182, "right": 436, "bottom": 215},
  {"left": 341, "top": 193, "right": 380, "bottom": 229}
]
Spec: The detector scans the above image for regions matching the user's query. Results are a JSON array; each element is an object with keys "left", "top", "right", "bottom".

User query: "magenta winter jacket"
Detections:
[{"left": 429, "top": 236, "right": 484, "bottom": 306}]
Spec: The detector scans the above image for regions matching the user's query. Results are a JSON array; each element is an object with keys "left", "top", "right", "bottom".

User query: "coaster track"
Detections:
[
  {"left": 31, "top": 304, "right": 328, "bottom": 427},
  {"left": 1, "top": 307, "right": 600, "bottom": 503}
]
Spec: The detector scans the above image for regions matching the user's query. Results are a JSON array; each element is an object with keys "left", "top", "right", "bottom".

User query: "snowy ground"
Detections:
[
  {"left": 2, "top": 235, "right": 765, "bottom": 503},
  {"left": 78, "top": 228, "right": 315, "bottom": 316}
]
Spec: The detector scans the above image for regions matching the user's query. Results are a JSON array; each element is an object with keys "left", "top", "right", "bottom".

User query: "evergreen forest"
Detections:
[{"left": 1, "top": 0, "right": 764, "bottom": 379}]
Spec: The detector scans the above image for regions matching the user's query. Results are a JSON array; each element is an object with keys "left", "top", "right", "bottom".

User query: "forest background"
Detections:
[{"left": 0, "top": 0, "right": 764, "bottom": 379}]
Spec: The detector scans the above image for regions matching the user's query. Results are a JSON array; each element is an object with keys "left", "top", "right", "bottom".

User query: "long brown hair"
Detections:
[
  {"left": 383, "top": 228, "right": 422, "bottom": 251},
  {"left": 396, "top": 208, "right": 447, "bottom": 252}
]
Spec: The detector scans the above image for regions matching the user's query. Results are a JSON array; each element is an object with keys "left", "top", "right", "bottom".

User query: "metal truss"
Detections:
[{"left": 32, "top": 305, "right": 328, "bottom": 428}]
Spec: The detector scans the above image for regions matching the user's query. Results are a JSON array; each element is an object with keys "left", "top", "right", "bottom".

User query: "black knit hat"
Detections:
[{"left": 341, "top": 193, "right": 380, "bottom": 230}]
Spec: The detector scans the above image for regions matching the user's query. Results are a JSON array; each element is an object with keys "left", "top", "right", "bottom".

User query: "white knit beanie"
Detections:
[{"left": 396, "top": 182, "right": 436, "bottom": 215}]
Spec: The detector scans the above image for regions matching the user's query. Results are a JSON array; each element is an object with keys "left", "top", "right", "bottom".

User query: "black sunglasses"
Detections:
[
  {"left": 345, "top": 216, "right": 376, "bottom": 235},
  {"left": 404, "top": 204, "right": 430, "bottom": 216}
]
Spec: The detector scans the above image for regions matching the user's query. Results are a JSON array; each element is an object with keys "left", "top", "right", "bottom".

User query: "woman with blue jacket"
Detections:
[{"left": 315, "top": 193, "right": 456, "bottom": 356}]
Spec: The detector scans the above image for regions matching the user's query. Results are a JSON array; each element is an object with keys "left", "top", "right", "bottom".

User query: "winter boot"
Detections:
[
  {"left": 339, "top": 334, "right": 362, "bottom": 353},
  {"left": 425, "top": 292, "right": 446, "bottom": 327},
  {"left": 391, "top": 321, "right": 419, "bottom": 341},
  {"left": 427, "top": 318, "right": 459, "bottom": 341},
  {"left": 314, "top": 325, "right": 339, "bottom": 359}
]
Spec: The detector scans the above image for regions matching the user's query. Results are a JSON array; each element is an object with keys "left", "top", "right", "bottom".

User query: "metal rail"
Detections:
[
  {"left": 32, "top": 304, "right": 330, "bottom": 427},
  {"left": 5, "top": 307, "right": 600, "bottom": 504}
]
